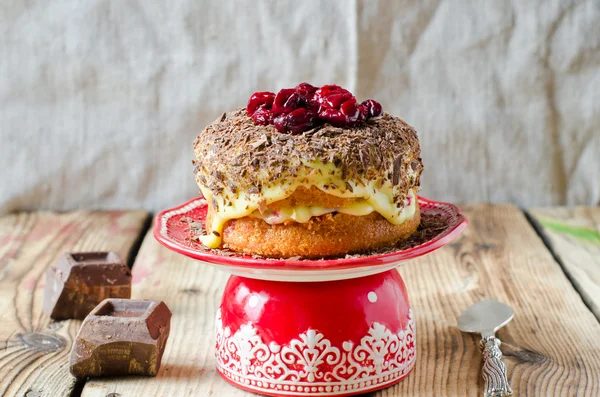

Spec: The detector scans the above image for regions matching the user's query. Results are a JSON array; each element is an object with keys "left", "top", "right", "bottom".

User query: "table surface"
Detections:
[{"left": 0, "top": 204, "right": 599, "bottom": 397}]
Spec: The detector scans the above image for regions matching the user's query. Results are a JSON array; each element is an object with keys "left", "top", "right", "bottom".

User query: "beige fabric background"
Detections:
[{"left": 1, "top": 0, "right": 599, "bottom": 214}]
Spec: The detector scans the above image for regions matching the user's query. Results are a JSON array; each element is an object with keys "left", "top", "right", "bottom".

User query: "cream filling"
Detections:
[
  {"left": 198, "top": 159, "right": 420, "bottom": 248},
  {"left": 198, "top": 185, "right": 418, "bottom": 248},
  {"left": 250, "top": 189, "right": 417, "bottom": 225}
]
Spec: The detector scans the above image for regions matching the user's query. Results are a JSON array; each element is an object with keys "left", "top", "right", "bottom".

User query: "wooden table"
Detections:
[{"left": 0, "top": 205, "right": 599, "bottom": 397}]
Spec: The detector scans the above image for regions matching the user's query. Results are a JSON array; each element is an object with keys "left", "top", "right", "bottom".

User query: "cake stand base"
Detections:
[
  {"left": 155, "top": 196, "right": 467, "bottom": 395},
  {"left": 215, "top": 269, "right": 416, "bottom": 396}
]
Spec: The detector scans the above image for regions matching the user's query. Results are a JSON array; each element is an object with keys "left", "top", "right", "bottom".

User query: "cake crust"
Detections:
[{"left": 221, "top": 203, "right": 421, "bottom": 258}]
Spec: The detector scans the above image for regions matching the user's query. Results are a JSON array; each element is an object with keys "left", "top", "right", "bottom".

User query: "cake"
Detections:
[{"left": 192, "top": 83, "right": 423, "bottom": 258}]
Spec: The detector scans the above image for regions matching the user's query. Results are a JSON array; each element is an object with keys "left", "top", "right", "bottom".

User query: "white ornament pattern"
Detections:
[{"left": 215, "top": 309, "right": 416, "bottom": 395}]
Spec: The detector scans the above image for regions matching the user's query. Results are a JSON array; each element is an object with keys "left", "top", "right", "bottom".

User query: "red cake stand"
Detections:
[{"left": 154, "top": 196, "right": 467, "bottom": 396}]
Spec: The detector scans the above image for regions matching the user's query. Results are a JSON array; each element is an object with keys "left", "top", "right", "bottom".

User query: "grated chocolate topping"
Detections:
[{"left": 193, "top": 108, "right": 423, "bottom": 205}]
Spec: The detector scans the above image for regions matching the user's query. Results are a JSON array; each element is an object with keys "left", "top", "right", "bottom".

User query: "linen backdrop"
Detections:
[{"left": 1, "top": 0, "right": 599, "bottom": 214}]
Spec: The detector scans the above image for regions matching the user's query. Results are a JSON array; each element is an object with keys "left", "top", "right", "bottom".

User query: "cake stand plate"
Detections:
[{"left": 154, "top": 196, "right": 467, "bottom": 396}]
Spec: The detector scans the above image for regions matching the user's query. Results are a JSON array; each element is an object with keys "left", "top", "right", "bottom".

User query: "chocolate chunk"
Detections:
[
  {"left": 69, "top": 299, "right": 172, "bottom": 378},
  {"left": 43, "top": 252, "right": 131, "bottom": 320}
]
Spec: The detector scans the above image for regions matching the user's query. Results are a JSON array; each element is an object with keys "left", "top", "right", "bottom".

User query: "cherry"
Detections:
[
  {"left": 359, "top": 104, "right": 369, "bottom": 119},
  {"left": 272, "top": 88, "right": 300, "bottom": 116},
  {"left": 361, "top": 99, "right": 382, "bottom": 117},
  {"left": 314, "top": 85, "right": 353, "bottom": 109},
  {"left": 246, "top": 92, "right": 275, "bottom": 116},
  {"left": 295, "top": 83, "right": 319, "bottom": 111},
  {"left": 252, "top": 108, "right": 273, "bottom": 125},
  {"left": 295, "top": 82, "right": 317, "bottom": 97},
  {"left": 326, "top": 92, "right": 355, "bottom": 109},
  {"left": 340, "top": 100, "right": 366, "bottom": 126},
  {"left": 274, "top": 108, "right": 318, "bottom": 134},
  {"left": 247, "top": 84, "right": 383, "bottom": 133},
  {"left": 318, "top": 108, "right": 346, "bottom": 126}
]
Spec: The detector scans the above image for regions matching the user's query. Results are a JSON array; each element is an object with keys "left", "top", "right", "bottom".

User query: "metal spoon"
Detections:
[{"left": 458, "top": 299, "right": 514, "bottom": 397}]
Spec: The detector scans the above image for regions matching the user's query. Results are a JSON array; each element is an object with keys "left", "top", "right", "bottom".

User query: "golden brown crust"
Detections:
[{"left": 219, "top": 202, "right": 420, "bottom": 258}]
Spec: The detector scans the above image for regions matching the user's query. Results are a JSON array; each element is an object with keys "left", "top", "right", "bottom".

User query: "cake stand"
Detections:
[{"left": 154, "top": 196, "right": 467, "bottom": 396}]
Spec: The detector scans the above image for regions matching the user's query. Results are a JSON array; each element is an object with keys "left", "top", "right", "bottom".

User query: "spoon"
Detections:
[{"left": 458, "top": 299, "right": 514, "bottom": 397}]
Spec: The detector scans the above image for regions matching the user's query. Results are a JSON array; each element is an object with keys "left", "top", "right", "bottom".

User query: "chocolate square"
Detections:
[
  {"left": 69, "top": 299, "right": 172, "bottom": 378},
  {"left": 43, "top": 252, "right": 131, "bottom": 320}
]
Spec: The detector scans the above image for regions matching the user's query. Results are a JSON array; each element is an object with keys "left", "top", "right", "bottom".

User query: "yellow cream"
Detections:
[
  {"left": 250, "top": 189, "right": 417, "bottom": 225},
  {"left": 198, "top": 162, "right": 418, "bottom": 248},
  {"left": 198, "top": 158, "right": 422, "bottom": 248}
]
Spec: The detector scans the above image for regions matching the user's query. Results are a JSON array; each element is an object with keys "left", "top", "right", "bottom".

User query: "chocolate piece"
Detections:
[
  {"left": 43, "top": 252, "right": 131, "bottom": 320},
  {"left": 69, "top": 299, "right": 172, "bottom": 378}
]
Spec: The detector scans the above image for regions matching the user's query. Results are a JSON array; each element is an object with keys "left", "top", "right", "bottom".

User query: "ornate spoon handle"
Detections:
[{"left": 480, "top": 336, "right": 513, "bottom": 397}]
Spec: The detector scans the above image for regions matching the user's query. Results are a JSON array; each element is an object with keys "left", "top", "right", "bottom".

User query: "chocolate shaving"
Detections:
[
  {"left": 180, "top": 217, "right": 205, "bottom": 235},
  {"left": 227, "top": 181, "right": 237, "bottom": 194},
  {"left": 392, "top": 155, "right": 402, "bottom": 186}
]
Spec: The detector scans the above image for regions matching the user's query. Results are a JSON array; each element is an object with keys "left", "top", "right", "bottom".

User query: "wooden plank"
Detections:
[
  {"left": 0, "top": 210, "right": 149, "bottom": 397},
  {"left": 528, "top": 207, "right": 600, "bottom": 320},
  {"left": 389, "top": 204, "right": 600, "bottom": 396},
  {"left": 82, "top": 205, "right": 600, "bottom": 397}
]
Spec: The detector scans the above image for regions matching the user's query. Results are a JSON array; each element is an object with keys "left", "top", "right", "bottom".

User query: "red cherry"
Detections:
[
  {"left": 288, "top": 92, "right": 307, "bottom": 108},
  {"left": 252, "top": 108, "right": 273, "bottom": 125},
  {"left": 315, "top": 85, "right": 350, "bottom": 97},
  {"left": 247, "top": 84, "right": 383, "bottom": 132},
  {"left": 274, "top": 108, "right": 318, "bottom": 134},
  {"left": 272, "top": 88, "right": 300, "bottom": 116},
  {"left": 247, "top": 92, "right": 275, "bottom": 116},
  {"left": 340, "top": 100, "right": 366, "bottom": 126},
  {"left": 361, "top": 99, "right": 383, "bottom": 117},
  {"left": 305, "top": 98, "right": 320, "bottom": 112},
  {"left": 359, "top": 104, "right": 369, "bottom": 119},
  {"left": 314, "top": 85, "right": 353, "bottom": 109},
  {"left": 295, "top": 82, "right": 317, "bottom": 97},
  {"left": 295, "top": 82, "right": 318, "bottom": 110},
  {"left": 324, "top": 92, "right": 354, "bottom": 109},
  {"left": 318, "top": 108, "right": 347, "bottom": 126}
]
